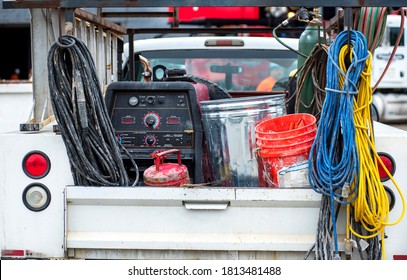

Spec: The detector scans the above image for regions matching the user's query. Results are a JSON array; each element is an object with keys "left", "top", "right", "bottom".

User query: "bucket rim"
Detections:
[
  {"left": 259, "top": 142, "right": 313, "bottom": 158},
  {"left": 255, "top": 113, "right": 317, "bottom": 135},
  {"left": 257, "top": 136, "right": 315, "bottom": 149},
  {"left": 200, "top": 94, "right": 286, "bottom": 112},
  {"left": 200, "top": 94, "right": 285, "bottom": 106},
  {"left": 256, "top": 127, "right": 316, "bottom": 142}
]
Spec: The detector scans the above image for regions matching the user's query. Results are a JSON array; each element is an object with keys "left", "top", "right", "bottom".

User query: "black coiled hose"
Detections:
[{"left": 48, "top": 35, "right": 138, "bottom": 186}]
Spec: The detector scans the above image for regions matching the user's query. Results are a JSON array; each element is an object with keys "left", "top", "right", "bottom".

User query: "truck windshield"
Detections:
[{"left": 124, "top": 49, "right": 297, "bottom": 91}]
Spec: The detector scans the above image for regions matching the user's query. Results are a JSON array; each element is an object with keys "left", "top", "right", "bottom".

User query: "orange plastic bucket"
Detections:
[
  {"left": 255, "top": 113, "right": 317, "bottom": 140},
  {"left": 257, "top": 137, "right": 315, "bottom": 155},
  {"left": 256, "top": 128, "right": 317, "bottom": 147},
  {"left": 258, "top": 143, "right": 313, "bottom": 188},
  {"left": 255, "top": 113, "right": 316, "bottom": 188}
]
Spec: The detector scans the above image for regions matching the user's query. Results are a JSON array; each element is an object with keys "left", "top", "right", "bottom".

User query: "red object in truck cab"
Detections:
[
  {"left": 168, "top": 7, "right": 271, "bottom": 37},
  {"left": 168, "top": 7, "right": 259, "bottom": 22}
]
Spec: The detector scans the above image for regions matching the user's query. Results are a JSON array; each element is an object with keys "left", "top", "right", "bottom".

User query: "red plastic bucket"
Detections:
[
  {"left": 255, "top": 113, "right": 317, "bottom": 140},
  {"left": 256, "top": 127, "right": 317, "bottom": 147},
  {"left": 257, "top": 136, "right": 315, "bottom": 153},
  {"left": 258, "top": 143, "right": 312, "bottom": 188},
  {"left": 255, "top": 113, "right": 316, "bottom": 188}
]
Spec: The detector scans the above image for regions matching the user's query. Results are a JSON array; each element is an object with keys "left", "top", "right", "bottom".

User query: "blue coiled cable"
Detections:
[{"left": 308, "top": 30, "right": 369, "bottom": 257}]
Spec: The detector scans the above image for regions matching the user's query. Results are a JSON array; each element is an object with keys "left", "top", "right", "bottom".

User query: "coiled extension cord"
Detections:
[
  {"left": 308, "top": 30, "right": 368, "bottom": 259},
  {"left": 48, "top": 35, "right": 139, "bottom": 186}
]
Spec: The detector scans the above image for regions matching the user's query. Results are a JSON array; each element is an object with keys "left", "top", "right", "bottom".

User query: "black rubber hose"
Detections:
[{"left": 48, "top": 35, "right": 138, "bottom": 186}]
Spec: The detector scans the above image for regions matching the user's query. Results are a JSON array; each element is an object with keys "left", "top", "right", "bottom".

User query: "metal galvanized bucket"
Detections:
[
  {"left": 200, "top": 94, "right": 286, "bottom": 187},
  {"left": 143, "top": 149, "right": 190, "bottom": 187}
]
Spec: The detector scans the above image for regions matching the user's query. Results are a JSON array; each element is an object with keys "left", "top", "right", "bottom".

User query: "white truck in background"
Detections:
[
  {"left": 0, "top": 1, "right": 406, "bottom": 260},
  {"left": 372, "top": 13, "right": 407, "bottom": 123}
]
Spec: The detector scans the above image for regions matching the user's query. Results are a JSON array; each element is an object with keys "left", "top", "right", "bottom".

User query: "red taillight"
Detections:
[
  {"left": 22, "top": 151, "right": 51, "bottom": 179},
  {"left": 377, "top": 152, "right": 396, "bottom": 182},
  {"left": 204, "top": 39, "right": 244, "bottom": 47},
  {"left": 1, "top": 249, "right": 26, "bottom": 257}
]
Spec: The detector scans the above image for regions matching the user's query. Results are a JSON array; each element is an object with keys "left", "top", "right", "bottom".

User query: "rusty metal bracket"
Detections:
[{"left": 20, "top": 115, "right": 56, "bottom": 132}]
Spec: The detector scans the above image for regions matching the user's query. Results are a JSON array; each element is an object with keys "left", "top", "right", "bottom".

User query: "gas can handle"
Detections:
[{"left": 152, "top": 149, "right": 182, "bottom": 171}]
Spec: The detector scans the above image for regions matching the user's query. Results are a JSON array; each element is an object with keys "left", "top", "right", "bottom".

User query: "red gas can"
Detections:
[{"left": 143, "top": 149, "right": 190, "bottom": 187}]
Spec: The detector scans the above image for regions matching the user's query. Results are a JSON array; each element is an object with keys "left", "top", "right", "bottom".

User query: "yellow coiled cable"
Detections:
[{"left": 338, "top": 45, "right": 406, "bottom": 260}]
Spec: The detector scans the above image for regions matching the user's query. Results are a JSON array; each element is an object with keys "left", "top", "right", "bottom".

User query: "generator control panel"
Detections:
[
  {"left": 110, "top": 91, "right": 194, "bottom": 149},
  {"left": 105, "top": 81, "right": 206, "bottom": 183}
]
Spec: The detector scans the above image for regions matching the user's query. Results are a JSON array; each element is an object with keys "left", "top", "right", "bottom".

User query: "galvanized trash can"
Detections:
[{"left": 200, "top": 95, "right": 286, "bottom": 187}]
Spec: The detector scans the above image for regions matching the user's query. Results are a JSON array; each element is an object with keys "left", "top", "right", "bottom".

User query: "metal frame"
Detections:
[
  {"left": 3, "top": 0, "right": 406, "bottom": 8},
  {"left": 25, "top": 8, "right": 124, "bottom": 129},
  {"left": 3, "top": 0, "right": 402, "bottom": 128}
]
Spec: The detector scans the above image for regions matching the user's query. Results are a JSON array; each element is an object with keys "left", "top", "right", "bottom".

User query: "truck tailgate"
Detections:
[{"left": 65, "top": 187, "right": 322, "bottom": 258}]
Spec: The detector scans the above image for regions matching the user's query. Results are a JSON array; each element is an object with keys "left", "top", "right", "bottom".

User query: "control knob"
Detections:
[
  {"left": 143, "top": 112, "right": 160, "bottom": 129},
  {"left": 145, "top": 115, "right": 156, "bottom": 126},
  {"left": 144, "top": 135, "right": 157, "bottom": 146}
]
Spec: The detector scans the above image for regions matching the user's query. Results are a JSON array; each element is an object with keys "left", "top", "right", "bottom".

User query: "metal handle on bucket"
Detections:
[{"left": 151, "top": 149, "right": 182, "bottom": 172}]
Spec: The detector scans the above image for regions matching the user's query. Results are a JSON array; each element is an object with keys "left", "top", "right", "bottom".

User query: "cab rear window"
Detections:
[{"left": 124, "top": 49, "right": 297, "bottom": 92}]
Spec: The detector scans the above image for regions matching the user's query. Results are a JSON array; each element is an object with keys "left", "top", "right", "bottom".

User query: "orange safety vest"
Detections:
[{"left": 256, "top": 76, "right": 276, "bottom": 91}]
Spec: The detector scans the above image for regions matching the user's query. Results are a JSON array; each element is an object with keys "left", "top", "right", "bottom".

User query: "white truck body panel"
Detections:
[
  {"left": 1, "top": 122, "right": 406, "bottom": 259},
  {"left": 370, "top": 122, "right": 407, "bottom": 258},
  {"left": 0, "top": 126, "right": 73, "bottom": 258},
  {"left": 65, "top": 187, "right": 320, "bottom": 253}
]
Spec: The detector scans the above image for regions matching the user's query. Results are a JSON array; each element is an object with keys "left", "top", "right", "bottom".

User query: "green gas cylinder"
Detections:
[{"left": 297, "top": 25, "right": 321, "bottom": 114}]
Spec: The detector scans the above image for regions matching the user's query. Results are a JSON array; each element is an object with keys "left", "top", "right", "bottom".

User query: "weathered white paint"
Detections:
[{"left": 0, "top": 126, "right": 73, "bottom": 259}]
